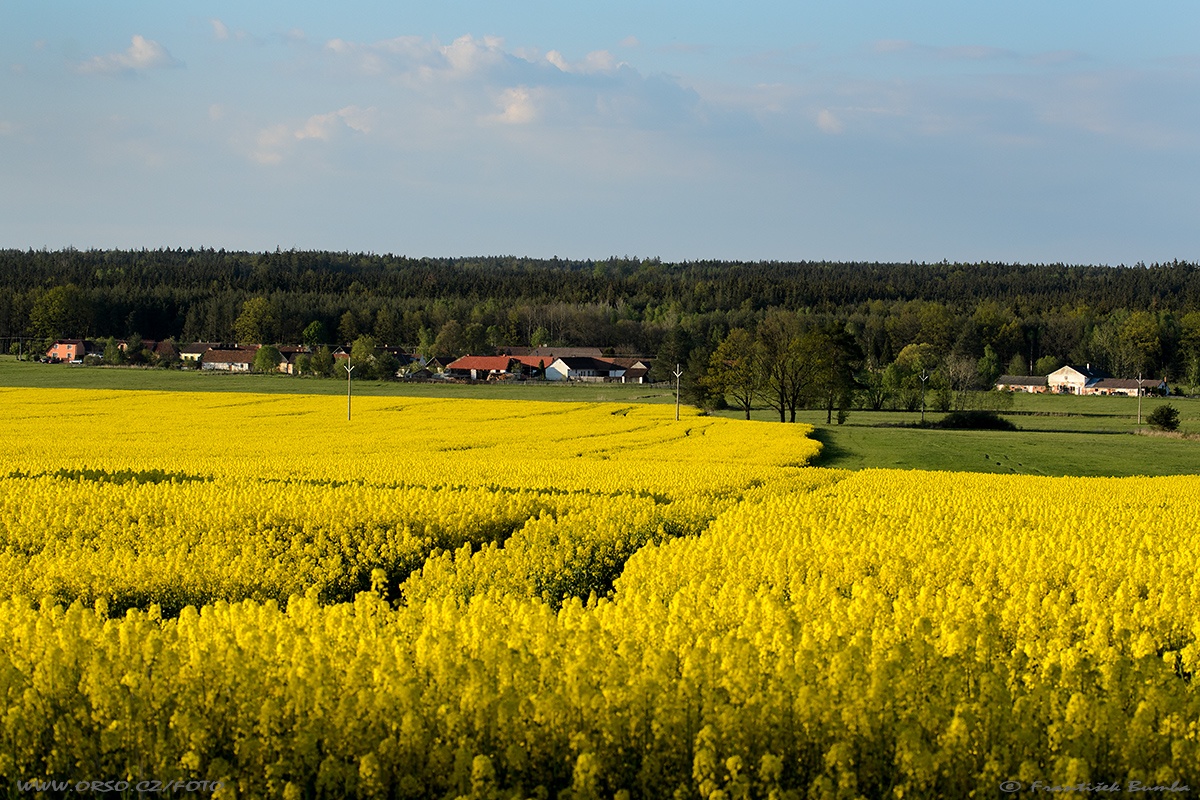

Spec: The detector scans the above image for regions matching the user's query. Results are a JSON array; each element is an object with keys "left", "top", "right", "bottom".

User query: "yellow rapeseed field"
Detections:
[{"left": 0, "top": 387, "right": 1197, "bottom": 798}]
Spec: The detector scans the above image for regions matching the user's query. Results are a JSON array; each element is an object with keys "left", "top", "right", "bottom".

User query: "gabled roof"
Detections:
[
  {"left": 1052, "top": 364, "right": 1109, "bottom": 381},
  {"left": 446, "top": 355, "right": 515, "bottom": 372},
  {"left": 551, "top": 356, "right": 625, "bottom": 372},
  {"left": 1092, "top": 377, "right": 1167, "bottom": 390},
  {"left": 996, "top": 375, "right": 1047, "bottom": 386},
  {"left": 201, "top": 347, "right": 258, "bottom": 364}
]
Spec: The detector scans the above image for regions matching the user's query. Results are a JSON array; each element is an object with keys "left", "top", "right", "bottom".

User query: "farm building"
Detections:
[
  {"left": 610, "top": 358, "right": 653, "bottom": 383},
  {"left": 200, "top": 348, "right": 257, "bottom": 372},
  {"left": 45, "top": 340, "right": 93, "bottom": 362},
  {"left": 445, "top": 355, "right": 518, "bottom": 380},
  {"left": 995, "top": 375, "right": 1048, "bottom": 393},
  {"left": 1088, "top": 377, "right": 1169, "bottom": 396},
  {"left": 545, "top": 356, "right": 626, "bottom": 382},
  {"left": 1046, "top": 365, "right": 1108, "bottom": 394},
  {"left": 180, "top": 343, "right": 223, "bottom": 362}
]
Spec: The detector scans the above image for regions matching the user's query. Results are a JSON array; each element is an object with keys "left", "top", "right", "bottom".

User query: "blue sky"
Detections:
[{"left": 2, "top": 1, "right": 1197, "bottom": 264}]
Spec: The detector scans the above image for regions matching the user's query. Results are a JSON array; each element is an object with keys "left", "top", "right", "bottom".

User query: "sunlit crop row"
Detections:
[
  {"left": 0, "top": 389, "right": 818, "bottom": 617},
  {"left": 0, "top": 388, "right": 817, "bottom": 494},
  {"left": 1, "top": 387, "right": 1197, "bottom": 797}
]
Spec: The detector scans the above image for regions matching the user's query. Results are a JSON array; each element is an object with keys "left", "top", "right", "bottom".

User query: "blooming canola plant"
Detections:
[{"left": 0, "top": 387, "right": 1196, "bottom": 797}]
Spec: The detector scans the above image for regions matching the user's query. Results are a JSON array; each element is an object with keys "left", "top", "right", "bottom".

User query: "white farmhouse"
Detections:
[
  {"left": 1046, "top": 365, "right": 1106, "bottom": 394},
  {"left": 545, "top": 356, "right": 626, "bottom": 382}
]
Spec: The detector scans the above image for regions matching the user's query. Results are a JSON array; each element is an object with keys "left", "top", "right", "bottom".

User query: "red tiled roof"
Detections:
[{"left": 446, "top": 356, "right": 515, "bottom": 372}]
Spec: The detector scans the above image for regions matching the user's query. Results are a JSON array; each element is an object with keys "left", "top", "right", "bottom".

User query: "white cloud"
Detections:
[
  {"left": 79, "top": 35, "right": 180, "bottom": 75},
  {"left": 251, "top": 106, "right": 378, "bottom": 164},
  {"left": 492, "top": 87, "right": 538, "bottom": 124},
  {"left": 316, "top": 33, "right": 690, "bottom": 130},
  {"left": 816, "top": 109, "right": 844, "bottom": 134},
  {"left": 294, "top": 105, "right": 377, "bottom": 140},
  {"left": 208, "top": 18, "right": 255, "bottom": 44},
  {"left": 252, "top": 125, "right": 290, "bottom": 165},
  {"left": 545, "top": 49, "right": 619, "bottom": 74},
  {"left": 441, "top": 34, "right": 506, "bottom": 75},
  {"left": 322, "top": 34, "right": 628, "bottom": 83}
]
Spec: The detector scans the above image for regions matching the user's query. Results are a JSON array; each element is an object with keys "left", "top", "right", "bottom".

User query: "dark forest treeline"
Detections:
[{"left": 4, "top": 248, "right": 1200, "bottom": 388}]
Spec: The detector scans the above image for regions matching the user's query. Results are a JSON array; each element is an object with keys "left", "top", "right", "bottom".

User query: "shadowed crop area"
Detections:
[{"left": 0, "top": 388, "right": 1197, "bottom": 797}]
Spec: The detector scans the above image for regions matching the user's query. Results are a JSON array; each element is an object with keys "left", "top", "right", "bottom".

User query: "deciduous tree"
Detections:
[
  {"left": 702, "top": 329, "right": 762, "bottom": 420},
  {"left": 253, "top": 344, "right": 283, "bottom": 373},
  {"left": 234, "top": 297, "right": 277, "bottom": 344}
]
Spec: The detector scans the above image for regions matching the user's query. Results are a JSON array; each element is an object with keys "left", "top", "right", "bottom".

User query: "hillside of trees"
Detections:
[{"left": 5, "top": 248, "right": 1200, "bottom": 405}]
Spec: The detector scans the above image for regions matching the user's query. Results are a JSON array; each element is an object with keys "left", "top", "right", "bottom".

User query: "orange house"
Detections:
[{"left": 45, "top": 340, "right": 89, "bottom": 362}]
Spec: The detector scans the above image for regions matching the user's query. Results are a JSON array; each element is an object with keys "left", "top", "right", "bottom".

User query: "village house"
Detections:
[
  {"left": 45, "top": 340, "right": 93, "bottom": 362},
  {"left": 1046, "top": 364, "right": 1107, "bottom": 394},
  {"left": 180, "top": 342, "right": 223, "bottom": 363},
  {"left": 423, "top": 356, "right": 451, "bottom": 374},
  {"left": 610, "top": 357, "right": 652, "bottom": 384},
  {"left": 276, "top": 345, "right": 308, "bottom": 375},
  {"left": 994, "top": 375, "right": 1048, "bottom": 393},
  {"left": 545, "top": 356, "right": 626, "bottom": 382},
  {"left": 1087, "top": 377, "right": 1170, "bottom": 396},
  {"left": 200, "top": 347, "right": 257, "bottom": 372},
  {"left": 152, "top": 340, "right": 180, "bottom": 362},
  {"left": 445, "top": 355, "right": 518, "bottom": 380},
  {"left": 1001, "top": 366, "right": 1169, "bottom": 396}
]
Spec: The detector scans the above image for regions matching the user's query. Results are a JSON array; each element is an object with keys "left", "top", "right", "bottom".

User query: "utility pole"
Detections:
[
  {"left": 674, "top": 363, "right": 683, "bottom": 421},
  {"left": 920, "top": 370, "right": 929, "bottom": 424},
  {"left": 1136, "top": 373, "right": 1145, "bottom": 429},
  {"left": 345, "top": 362, "right": 355, "bottom": 421}
]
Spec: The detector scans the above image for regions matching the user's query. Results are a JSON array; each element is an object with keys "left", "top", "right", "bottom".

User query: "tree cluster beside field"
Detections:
[{"left": 5, "top": 249, "right": 1200, "bottom": 415}]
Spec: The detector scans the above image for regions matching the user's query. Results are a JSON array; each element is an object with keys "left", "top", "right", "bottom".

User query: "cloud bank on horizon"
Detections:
[{"left": 1, "top": 1, "right": 1197, "bottom": 265}]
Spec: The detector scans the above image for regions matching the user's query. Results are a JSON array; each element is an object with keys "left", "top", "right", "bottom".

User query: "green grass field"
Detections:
[
  {"left": 0, "top": 357, "right": 676, "bottom": 404},
  {"left": 715, "top": 393, "right": 1200, "bottom": 477},
  {"left": 4, "top": 356, "right": 1197, "bottom": 477}
]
